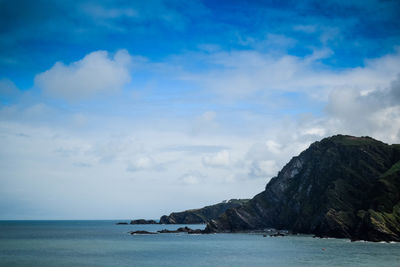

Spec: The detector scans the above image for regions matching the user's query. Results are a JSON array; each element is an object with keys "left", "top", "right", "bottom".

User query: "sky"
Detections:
[{"left": 1, "top": 0, "right": 400, "bottom": 220}]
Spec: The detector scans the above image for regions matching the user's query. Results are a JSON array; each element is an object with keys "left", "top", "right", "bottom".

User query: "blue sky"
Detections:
[{"left": 1, "top": 0, "right": 400, "bottom": 219}]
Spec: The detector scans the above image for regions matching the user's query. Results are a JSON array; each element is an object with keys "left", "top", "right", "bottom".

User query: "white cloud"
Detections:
[
  {"left": 293, "top": 24, "right": 340, "bottom": 45},
  {"left": 202, "top": 150, "right": 231, "bottom": 168},
  {"left": 179, "top": 171, "right": 205, "bottom": 185},
  {"left": 127, "top": 156, "right": 164, "bottom": 172},
  {"left": 35, "top": 50, "right": 132, "bottom": 100},
  {"left": 82, "top": 4, "right": 138, "bottom": 19},
  {"left": 190, "top": 111, "right": 219, "bottom": 135},
  {"left": 264, "top": 140, "right": 282, "bottom": 154},
  {"left": 325, "top": 73, "right": 400, "bottom": 143},
  {"left": 158, "top": 45, "right": 400, "bottom": 147},
  {"left": 301, "top": 127, "right": 326, "bottom": 137},
  {"left": 249, "top": 160, "right": 279, "bottom": 178},
  {"left": 293, "top": 24, "right": 317, "bottom": 33},
  {"left": 0, "top": 78, "right": 19, "bottom": 98},
  {"left": 176, "top": 46, "right": 400, "bottom": 101},
  {"left": 264, "top": 33, "right": 297, "bottom": 49},
  {"left": 80, "top": 1, "right": 209, "bottom": 31},
  {"left": 200, "top": 111, "right": 216, "bottom": 121}
]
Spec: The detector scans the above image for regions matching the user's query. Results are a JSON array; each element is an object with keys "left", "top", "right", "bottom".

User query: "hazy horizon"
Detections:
[{"left": 1, "top": 0, "right": 400, "bottom": 220}]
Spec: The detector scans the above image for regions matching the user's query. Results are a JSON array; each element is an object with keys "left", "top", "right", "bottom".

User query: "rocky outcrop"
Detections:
[
  {"left": 206, "top": 135, "right": 400, "bottom": 242},
  {"left": 160, "top": 199, "right": 249, "bottom": 224},
  {"left": 129, "top": 230, "right": 158, "bottom": 235},
  {"left": 130, "top": 219, "right": 158, "bottom": 224},
  {"left": 157, "top": 227, "right": 204, "bottom": 234},
  {"left": 129, "top": 227, "right": 203, "bottom": 235}
]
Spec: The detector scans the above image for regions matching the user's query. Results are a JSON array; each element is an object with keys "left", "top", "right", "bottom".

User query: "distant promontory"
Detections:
[
  {"left": 160, "top": 199, "right": 249, "bottom": 224},
  {"left": 127, "top": 199, "right": 249, "bottom": 225}
]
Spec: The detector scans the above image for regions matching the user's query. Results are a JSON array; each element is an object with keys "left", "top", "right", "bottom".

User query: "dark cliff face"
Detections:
[
  {"left": 206, "top": 135, "right": 400, "bottom": 242},
  {"left": 160, "top": 199, "right": 249, "bottom": 224}
]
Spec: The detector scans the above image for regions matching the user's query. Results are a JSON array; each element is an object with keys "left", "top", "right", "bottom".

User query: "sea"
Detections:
[{"left": 0, "top": 220, "right": 399, "bottom": 266}]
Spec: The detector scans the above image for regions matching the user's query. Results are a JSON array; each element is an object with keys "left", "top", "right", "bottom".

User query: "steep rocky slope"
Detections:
[
  {"left": 206, "top": 135, "right": 400, "bottom": 241},
  {"left": 160, "top": 199, "right": 249, "bottom": 224}
]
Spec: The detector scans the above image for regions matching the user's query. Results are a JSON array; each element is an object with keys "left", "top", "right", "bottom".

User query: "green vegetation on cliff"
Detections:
[{"left": 206, "top": 135, "right": 400, "bottom": 242}]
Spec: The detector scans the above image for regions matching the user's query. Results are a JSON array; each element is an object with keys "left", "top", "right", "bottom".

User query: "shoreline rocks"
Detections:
[
  {"left": 129, "top": 226, "right": 204, "bottom": 235},
  {"left": 270, "top": 232, "right": 286, "bottom": 237},
  {"left": 130, "top": 230, "right": 158, "bottom": 235},
  {"left": 130, "top": 219, "right": 158, "bottom": 224}
]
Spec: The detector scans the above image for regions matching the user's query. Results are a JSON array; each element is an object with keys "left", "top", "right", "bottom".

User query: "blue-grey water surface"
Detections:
[{"left": 0, "top": 220, "right": 399, "bottom": 266}]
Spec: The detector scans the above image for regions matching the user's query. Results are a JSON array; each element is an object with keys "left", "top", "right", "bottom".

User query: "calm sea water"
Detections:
[{"left": 0, "top": 220, "right": 399, "bottom": 266}]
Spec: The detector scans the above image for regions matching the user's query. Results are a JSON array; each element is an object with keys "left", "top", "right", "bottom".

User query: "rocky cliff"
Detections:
[
  {"left": 160, "top": 199, "right": 249, "bottom": 224},
  {"left": 206, "top": 135, "right": 400, "bottom": 242}
]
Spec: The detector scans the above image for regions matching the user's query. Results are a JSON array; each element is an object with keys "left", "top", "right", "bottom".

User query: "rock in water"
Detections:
[
  {"left": 129, "top": 230, "right": 157, "bottom": 235},
  {"left": 157, "top": 227, "right": 204, "bottom": 234},
  {"left": 205, "top": 135, "right": 400, "bottom": 242},
  {"left": 130, "top": 219, "right": 158, "bottom": 224}
]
